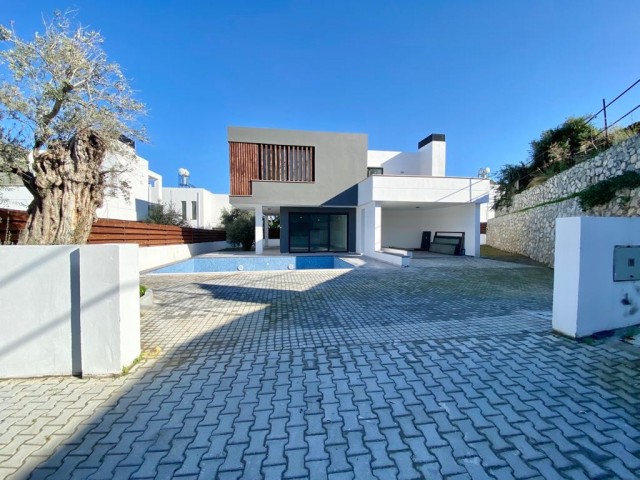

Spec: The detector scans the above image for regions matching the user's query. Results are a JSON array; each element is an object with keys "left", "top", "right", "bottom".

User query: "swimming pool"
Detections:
[{"left": 150, "top": 255, "right": 354, "bottom": 274}]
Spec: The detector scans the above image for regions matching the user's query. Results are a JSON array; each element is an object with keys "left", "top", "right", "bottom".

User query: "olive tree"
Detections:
[
  {"left": 220, "top": 208, "right": 255, "bottom": 251},
  {"left": 0, "top": 12, "right": 145, "bottom": 244}
]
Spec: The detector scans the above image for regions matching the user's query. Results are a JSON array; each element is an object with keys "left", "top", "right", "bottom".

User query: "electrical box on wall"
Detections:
[{"left": 613, "top": 246, "right": 640, "bottom": 281}]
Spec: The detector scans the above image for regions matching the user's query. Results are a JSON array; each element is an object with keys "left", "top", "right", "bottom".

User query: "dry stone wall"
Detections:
[{"left": 487, "top": 135, "right": 640, "bottom": 267}]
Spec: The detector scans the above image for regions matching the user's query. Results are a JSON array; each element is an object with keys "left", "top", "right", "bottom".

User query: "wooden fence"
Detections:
[{"left": 0, "top": 209, "right": 226, "bottom": 247}]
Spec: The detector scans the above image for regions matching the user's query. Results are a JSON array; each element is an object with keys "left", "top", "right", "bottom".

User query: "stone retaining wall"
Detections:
[{"left": 487, "top": 135, "right": 640, "bottom": 266}]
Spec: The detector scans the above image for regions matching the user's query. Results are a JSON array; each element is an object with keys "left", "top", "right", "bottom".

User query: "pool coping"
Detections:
[{"left": 143, "top": 253, "right": 364, "bottom": 275}]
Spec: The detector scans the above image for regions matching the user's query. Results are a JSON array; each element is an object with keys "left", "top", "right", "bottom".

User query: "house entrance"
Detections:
[{"left": 289, "top": 213, "right": 348, "bottom": 253}]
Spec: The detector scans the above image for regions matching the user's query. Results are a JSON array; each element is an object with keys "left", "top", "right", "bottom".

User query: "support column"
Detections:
[
  {"left": 374, "top": 202, "right": 382, "bottom": 252},
  {"left": 254, "top": 206, "right": 264, "bottom": 254},
  {"left": 356, "top": 207, "right": 364, "bottom": 254},
  {"left": 473, "top": 203, "right": 481, "bottom": 257},
  {"left": 363, "top": 202, "right": 382, "bottom": 255},
  {"left": 264, "top": 216, "right": 270, "bottom": 249}
]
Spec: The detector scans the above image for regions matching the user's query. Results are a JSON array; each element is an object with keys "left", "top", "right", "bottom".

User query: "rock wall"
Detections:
[{"left": 487, "top": 135, "right": 640, "bottom": 267}]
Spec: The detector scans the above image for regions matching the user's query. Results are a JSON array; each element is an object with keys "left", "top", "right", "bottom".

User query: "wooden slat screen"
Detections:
[
  {"left": 259, "top": 144, "right": 314, "bottom": 182},
  {"left": 0, "top": 208, "right": 226, "bottom": 247},
  {"left": 229, "top": 142, "right": 259, "bottom": 195},
  {"left": 229, "top": 142, "right": 315, "bottom": 195},
  {"left": 480, "top": 222, "right": 487, "bottom": 234}
]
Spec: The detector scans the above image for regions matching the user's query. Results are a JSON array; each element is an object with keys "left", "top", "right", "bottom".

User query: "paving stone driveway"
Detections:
[{"left": 2, "top": 256, "right": 640, "bottom": 479}]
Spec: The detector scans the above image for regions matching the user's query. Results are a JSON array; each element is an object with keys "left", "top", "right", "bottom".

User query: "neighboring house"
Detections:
[
  {"left": 0, "top": 173, "right": 31, "bottom": 210},
  {"left": 228, "top": 127, "right": 490, "bottom": 260},
  {"left": 163, "top": 187, "right": 230, "bottom": 228},
  {"left": 96, "top": 154, "right": 163, "bottom": 221},
  {"left": 1, "top": 152, "right": 231, "bottom": 228},
  {"left": 1, "top": 151, "right": 163, "bottom": 222}
]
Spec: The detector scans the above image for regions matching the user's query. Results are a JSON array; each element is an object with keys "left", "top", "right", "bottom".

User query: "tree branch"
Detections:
[{"left": 34, "top": 82, "right": 73, "bottom": 149}]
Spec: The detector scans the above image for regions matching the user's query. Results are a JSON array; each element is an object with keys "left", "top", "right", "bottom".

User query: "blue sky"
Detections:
[{"left": 4, "top": 1, "right": 640, "bottom": 193}]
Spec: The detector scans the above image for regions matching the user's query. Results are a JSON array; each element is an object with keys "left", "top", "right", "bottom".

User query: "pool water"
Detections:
[{"left": 150, "top": 255, "right": 353, "bottom": 274}]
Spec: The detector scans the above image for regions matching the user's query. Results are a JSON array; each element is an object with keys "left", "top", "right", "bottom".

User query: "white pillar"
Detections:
[
  {"left": 374, "top": 202, "right": 382, "bottom": 252},
  {"left": 264, "top": 216, "right": 270, "bottom": 248},
  {"left": 472, "top": 203, "right": 481, "bottom": 257},
  {"left": 79, "top": 244, "right": 140, "bottom": 376},
  {"left": 254, "top": 206, "right": 264, "bottom": 254},
  {"left": 356, "top": 207, "right": 364, "bottom": 254},
  {"left": 363, "top": 202, "right": 382, "bottom": 255}
]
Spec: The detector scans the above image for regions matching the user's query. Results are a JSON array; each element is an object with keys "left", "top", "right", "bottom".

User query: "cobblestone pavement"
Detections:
[{"left": 2, "top": 256, "right": 640, "bottom": 479}]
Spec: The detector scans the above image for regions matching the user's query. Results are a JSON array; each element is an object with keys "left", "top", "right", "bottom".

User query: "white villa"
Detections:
[{"left": 227, "top": 127, "right": 491, "bottom": 264}]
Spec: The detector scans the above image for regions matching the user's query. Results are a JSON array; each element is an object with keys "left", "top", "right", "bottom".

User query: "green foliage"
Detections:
[
  {"left": 494, "top": 116, "right": 622, "bottom": 211},
  {"left": 0, "top": 11, "right": 147, "bottom": 244},
  {"left": 577, "top": 171, "right": 640, "bottom": 211},
  {"left": 221, "top": 208, "right": 254, "bottom": 251},
  {"left": 529, "top": 117, "right": 599, "bottom": 171},
  {"left": 268, "top": 215, "right": 280, "bottom": 228},
  {"left": 493, "top": 162, "right": 530, "bottom": 210},
  {"left": 0, "top": 11, "right": 146, "bottom": 175},
  {"left": 145, "top": 202, "right": 188, "bottom": 227},
  {"left": 139, "top": 285, "right": 147, "bottom": 297}
]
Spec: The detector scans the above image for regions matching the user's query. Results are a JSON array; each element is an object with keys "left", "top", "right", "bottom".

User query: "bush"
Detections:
[
  {"left": 220, "top": 208, "right": 255, "bottom": 251},
  {"left": 140, "top": 285, "right": 147, "bottom": 297},
  {"left": 494, "top": 116, "right": 605, "bottom": 210},
  {"left": 529, "top": 116, "right": 599, "bottom": 171},
  {"left": 145, "top": 202, "right": 189, "bottom": 227}
]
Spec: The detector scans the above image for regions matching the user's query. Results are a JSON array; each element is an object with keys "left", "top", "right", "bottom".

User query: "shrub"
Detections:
[
  {"left": 529, "top": 117, "right": 599, "bottom": 171},
  {"left": 140, "top": 285, "right": 147, "bottom": 297},
  {"left": 220, "top": 208, "right": 255, "bottom": 251},
  {"left": 145, "top": 202, "right": 189, "bottom": 227},
  {"left": 494, "top": 116, "right": 609, "bottom": 210}
]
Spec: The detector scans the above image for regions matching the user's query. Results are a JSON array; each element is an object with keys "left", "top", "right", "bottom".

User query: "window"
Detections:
[
  {"left": 191, "top": 201, "right": 197, "bottom": 220},
  {"left": 367, "top": 167, "right": 383, "bottom": 176},
  {"left": 181, "top": 201, "right": 187, "bottom": 220}
]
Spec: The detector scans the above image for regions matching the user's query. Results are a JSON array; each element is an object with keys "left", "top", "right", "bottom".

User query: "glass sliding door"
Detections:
[
  {"left": 288, "top": 213, "right": 348, "bottom": 253},
  {"left": 329, "top": 214, "right": 348, "bottom": 252},
  {"left": 289, "top": 213, "right": 310, "bottom": 252},
  {"left": 309, "top": 215, "right": 329, "bottom": 252}
]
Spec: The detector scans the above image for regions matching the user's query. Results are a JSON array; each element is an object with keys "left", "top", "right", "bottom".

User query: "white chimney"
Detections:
[{"left": 418, "top": 134, "right": 446, "bottom": 176}]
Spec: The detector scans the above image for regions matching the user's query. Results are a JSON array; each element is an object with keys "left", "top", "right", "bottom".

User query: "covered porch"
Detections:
[{"left": 357, "top": 175, "right": 490, "bottom": 260}]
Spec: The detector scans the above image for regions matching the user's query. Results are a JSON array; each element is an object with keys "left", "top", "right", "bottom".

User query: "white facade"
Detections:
[
  {"left": 163, "top": 187, "right": 230, "bottom": 228},
  {"left": 97, "top": 154, "right": 162, "bottom": 221},
  {"left": 0, "top": 184, "right": 31, "bottom": 210},
  {"left": 367, "top": 138, "right": 446, "bottom": 177},
  {"left": 359, "top": 137, "right": 489, "bottom": 260},
  {"left": 480, "top": 182, "right": 497, "bottom": 245}
]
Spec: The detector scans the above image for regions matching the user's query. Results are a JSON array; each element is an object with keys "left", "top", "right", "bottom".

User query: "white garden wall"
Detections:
[
  {"left": 0, "top": 244, "right": 140, "bottom": 378},
  {"left": 553, "top": 217, "right": 640, "bottom": 337}
]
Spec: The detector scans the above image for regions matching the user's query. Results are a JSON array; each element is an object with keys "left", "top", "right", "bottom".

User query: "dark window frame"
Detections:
[{"left": 288, "top": 212, "right": 349, "bottom": 253}]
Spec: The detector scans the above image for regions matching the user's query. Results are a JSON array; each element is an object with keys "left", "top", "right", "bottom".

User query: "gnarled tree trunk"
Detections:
[{"left": 19, "top": 130, "right": 107, "bottom": 245}]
